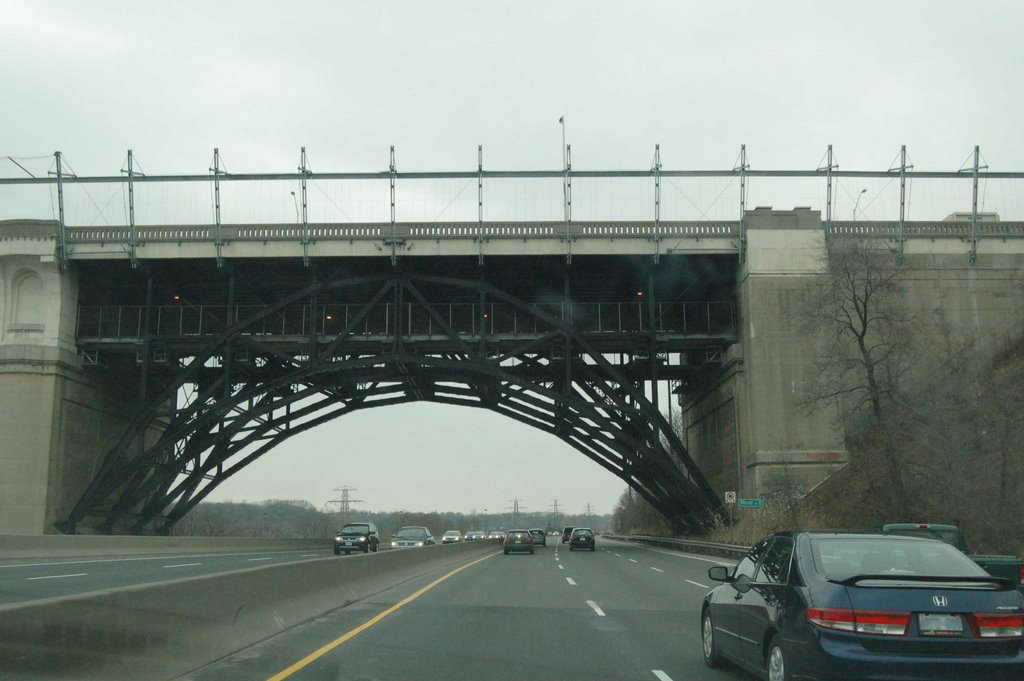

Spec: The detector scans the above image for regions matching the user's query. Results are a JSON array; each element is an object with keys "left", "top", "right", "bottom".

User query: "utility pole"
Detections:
[
  {"left": 550, "top": 498, "right": 562, "bottom": 529},
  {"left": 507, "top": 498, "right": 526, "bottom": 527},
  {"left": 327, "top": 486, "right": 364, "bottom": 513}
]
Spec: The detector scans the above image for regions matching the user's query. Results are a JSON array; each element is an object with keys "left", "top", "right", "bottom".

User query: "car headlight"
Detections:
[
  {"left": 358, "top": 536, "right": 366, "bottom": 542},
  {"left": 334, "top": 536, "right": 341, "bottom": 541},
  {"left": 415, "top": 541, "right": 424, "bottom": 547}
]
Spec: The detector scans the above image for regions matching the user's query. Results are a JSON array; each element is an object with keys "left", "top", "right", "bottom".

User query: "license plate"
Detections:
[
  {"left": 919, "top": 613, "right": 963, "bottom": 636},
  {"left": 344, "top": 542, "right": 355, "bottom": 546}
]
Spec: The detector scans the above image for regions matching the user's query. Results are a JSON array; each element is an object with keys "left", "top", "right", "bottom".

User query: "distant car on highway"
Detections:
[
  {"left": 333, "top": 521, "right": 380, "bottom": 555},
  {"left": 561, "top": 526, "right": 575, "bottom": 543},
  {"left": 569, "top": 528, "right": 595, "bottom": 551},
  {"left": 702, "top": 531, "right": 1024, "bottom": 680},
  {"left": 503, "top": 529, "right": 535, "bottom": 555},
  {"left": 441, "top": 530, "right": 462, "bottom": 544},
  {"left": 489, "top": 530, "right": 504, "bottom": 539},
  {"left": 464, "top": 530, "right": 485, "bottom": 541},
  {"left": 390, "top": 526, "right": 435, "bottom": 549},
  {"left": 528, "top": 528, "right": 546, "bottom": 547}
]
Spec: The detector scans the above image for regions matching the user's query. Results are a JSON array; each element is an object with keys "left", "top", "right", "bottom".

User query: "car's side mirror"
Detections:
[
  {"left": 732, "top": 573, "right": 753, "bottom": 594},
  {"left": 708, "top": 565, "right": 730, "bottom": 582}
]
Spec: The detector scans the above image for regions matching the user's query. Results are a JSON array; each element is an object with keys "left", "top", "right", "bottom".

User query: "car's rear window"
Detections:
[
  {"left": 396, "top": 527, "right": 427, "bottom": 538},
  {"left": 573, "top": 530, "right": 593, "bottom": 538},
  {"left": 810, "top": 537, "right": 986, "bottom": 580}
]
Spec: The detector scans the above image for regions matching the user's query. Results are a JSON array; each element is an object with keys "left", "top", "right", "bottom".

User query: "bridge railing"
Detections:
[
  {"left": 65, "top": 221, "right": 740, "bottom": 245},
  {"left": 829, "top": 221, "right": 1024, "bottom": 238},
  {"left": 76, "top": 300, "right": 737, "bottom": 340}
]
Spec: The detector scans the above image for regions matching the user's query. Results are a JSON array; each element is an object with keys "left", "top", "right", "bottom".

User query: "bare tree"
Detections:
[{"left": 802, "top": 237, "right": 915, "bottom": 509}]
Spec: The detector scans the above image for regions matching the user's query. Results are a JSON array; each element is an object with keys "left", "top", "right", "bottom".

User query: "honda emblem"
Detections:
[{"left": 933, "top": 595, "right": 948, "bottom": 607}]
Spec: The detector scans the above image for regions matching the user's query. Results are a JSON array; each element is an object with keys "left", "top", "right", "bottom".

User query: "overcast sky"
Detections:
[{"left": 3, "top": 1, "right": 1022, "bottom": 516}]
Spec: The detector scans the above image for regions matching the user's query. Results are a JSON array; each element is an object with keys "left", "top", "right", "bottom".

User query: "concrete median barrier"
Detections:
[
  {"left": 0, "top": 534, "right": 328, "bottom": 561},
  {"left": 0, "top": 539, "right": 499, "bottom": 680}
]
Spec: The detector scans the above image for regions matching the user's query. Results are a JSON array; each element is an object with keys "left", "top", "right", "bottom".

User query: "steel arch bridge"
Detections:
[{"left": 59, "top": 269, "right": 727, "bottom": 534}]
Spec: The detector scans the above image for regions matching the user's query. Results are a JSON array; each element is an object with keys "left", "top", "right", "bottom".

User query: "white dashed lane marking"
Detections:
[
  {"left": 650, "top": 567, "right": 664, "bottom": 573},
  {"left": 586, "top": 600, "right": 606, "bottom": 617},
  {"left": 558, "top": 565, "right": 565, "bottom": 570},
  {"left": 652, "top": 671, "right": 674, "bottom": 681},
  {"left": 628, "top": 558, "right": 638, "bottom": 563},
  {"left": 27, "top": 573, "right": 87, "bottom": 581},
  {"left": 163, "top": 563, "right": 202, "bottom": 569},
  {"left": 248, "top": 557, "right": 273, "bottom": 562},
  {"left": 566, "top": 577, "right": 577, "bottom": 586},
  {"left": 685, "top": 579, "right": 709, "bottom": 589}
]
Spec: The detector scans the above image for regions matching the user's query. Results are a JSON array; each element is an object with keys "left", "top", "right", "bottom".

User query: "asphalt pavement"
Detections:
[
  {"left": 0, "top": 548, "right": 334, "bottom": 605},
  {"left": 182, "top": 538, "right": 750, "bottom": 681}
]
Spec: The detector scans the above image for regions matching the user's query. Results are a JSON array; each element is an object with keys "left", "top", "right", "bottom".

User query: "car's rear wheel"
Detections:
[
  {"left": 503, "top": 549, "right": 509, "bottom": 555},
  {"left": 767, "top": 636, "right": 788, "bottom": 681},
  {"left": 343, "top": 550, "right": 350, "bottom": 555},
  {"left": 529, "top": 549, "right": 535, "bottom": 554},
  {"left": 702, "top": 610, "right": 723, "bottom": 668}
]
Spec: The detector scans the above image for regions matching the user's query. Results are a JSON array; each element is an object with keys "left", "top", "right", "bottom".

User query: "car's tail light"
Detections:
[
  {"left": 527, "top": 537, "right": 533, "bottom": 544},
  {"left": 503, "top": 538, "right": 510, "bottom": 544},
  {"left": 1018, "top": 564, "right": 1024, "bottom": 584},
  {"left": 968, "top": 613, "right": 1024, "bottom": 638},
  {"left": 807, "top": 608, "right": 910, "bottom": 636}
]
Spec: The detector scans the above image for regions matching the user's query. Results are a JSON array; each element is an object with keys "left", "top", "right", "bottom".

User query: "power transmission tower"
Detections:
[
  {"left": 506, "top": 498, "right": 526, "bottom": 527},
  {"left": 327, "top": 486, "right": 364, "bottom": 513},
  {"left": 550, "top": 498, "right": 562, "bottom": 529}
]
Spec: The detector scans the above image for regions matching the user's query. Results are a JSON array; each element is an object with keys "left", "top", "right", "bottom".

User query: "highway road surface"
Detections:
[
  {"left": 184, "top": 538, "right": 749, "bottom": 681},
  {"left": 0, "top": 549, "right": 333, "bottom": 605}
]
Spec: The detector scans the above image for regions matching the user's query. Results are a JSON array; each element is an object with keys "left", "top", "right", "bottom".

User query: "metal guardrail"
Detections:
[{"left": 606, "top": 533, "right": 750, "bottom": 557}]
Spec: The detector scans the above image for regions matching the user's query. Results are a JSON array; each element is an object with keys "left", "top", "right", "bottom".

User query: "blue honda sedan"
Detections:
[{"left": 701, "top": 531, "right": 1024, "bottom": 680}]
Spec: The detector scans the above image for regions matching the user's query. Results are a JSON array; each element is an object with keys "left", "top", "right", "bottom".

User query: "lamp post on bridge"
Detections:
[
  {"left": 290, "top": 191, "right": 300, "bottom": 223},
  {"left": 853, "top": 188, "right": 867, "bottom": 221}
]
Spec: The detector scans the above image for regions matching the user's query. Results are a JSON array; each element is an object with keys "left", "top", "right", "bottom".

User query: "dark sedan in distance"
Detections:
[
  {"left": 701, "top": 531, "right": 1024, "bottom": 681},
  {"left": 569, "top": 528, "right": 595, "bottom": 551},
  {"left": 503, "top": 529, "right": 535, "bottom": 555}
]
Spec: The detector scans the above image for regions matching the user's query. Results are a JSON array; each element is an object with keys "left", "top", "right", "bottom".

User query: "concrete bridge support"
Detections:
[
  {"left": 681, "top": 208, "right": 1024, "bottom": 503},
  {"left": 0, "top": 224, "right": 137, "bottom": 534}
]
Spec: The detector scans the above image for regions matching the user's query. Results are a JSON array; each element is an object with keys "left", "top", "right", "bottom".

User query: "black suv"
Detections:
[{"left": 334, "top": 522, "right": 380, "bottom": 555}]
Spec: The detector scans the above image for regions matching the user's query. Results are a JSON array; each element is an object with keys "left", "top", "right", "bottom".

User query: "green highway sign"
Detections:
[{"left": 737, "top": 498, "right": 764, "bottom": 508}]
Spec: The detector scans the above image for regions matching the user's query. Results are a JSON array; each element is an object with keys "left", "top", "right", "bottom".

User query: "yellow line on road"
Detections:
[{"left": 264, "top": 551, "right": 499, "bottom": 681}]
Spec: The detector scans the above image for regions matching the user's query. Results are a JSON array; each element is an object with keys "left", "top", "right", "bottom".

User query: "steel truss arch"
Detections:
[{"left": 59, "top": 272, "right": 723, "bottom": 535}]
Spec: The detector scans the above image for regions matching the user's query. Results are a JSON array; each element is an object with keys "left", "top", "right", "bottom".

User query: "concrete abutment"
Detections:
[
  {"left": 681, "top": 208, "right": 1024, "bottom": 505},
  {"left": 0, "top": 225, "right": 139, "bottom": 534}
]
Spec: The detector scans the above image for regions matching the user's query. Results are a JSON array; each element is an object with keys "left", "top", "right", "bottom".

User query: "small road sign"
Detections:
[
  {"left": 737, "top": 498, "right": 764, "bottom": 508},
  {"left": 724, "top": 491, "right": 737, "bottom": 504}
]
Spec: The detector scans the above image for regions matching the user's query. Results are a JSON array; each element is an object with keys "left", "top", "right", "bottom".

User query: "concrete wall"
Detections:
[{"left": 0, "top": 539, "right": 498, "bottom": 681}]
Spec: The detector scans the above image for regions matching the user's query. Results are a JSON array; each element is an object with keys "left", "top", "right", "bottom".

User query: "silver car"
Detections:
[
  {"left": 528, "top": 528, "right": 546, "bottom": 547},
  {"left": 390, "top": 526, "right": 435, "bottom": 549}
]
